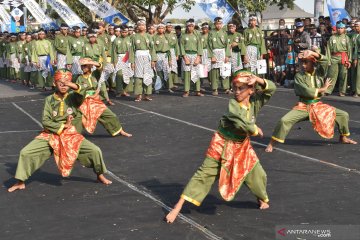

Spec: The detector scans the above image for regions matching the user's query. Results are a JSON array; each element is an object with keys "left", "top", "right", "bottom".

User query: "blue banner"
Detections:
[
  {"left": 327, "top": 0, "right": 351, "bottom": 26},
  {"left": 196, "top": 0, "right": 235, "bottom": 24}
]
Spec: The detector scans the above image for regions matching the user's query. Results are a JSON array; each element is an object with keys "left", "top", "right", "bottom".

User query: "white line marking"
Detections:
[
  {"left": 114, "top": 100, "right": 360, "bottom": 175},
  {"left": 0, "top": 98, "right": 44, "bottom": 105},
  {"left": 12, "top": 102, "right": 42, "bottom": 128},
  {"left": 10, "top": 100, "right": 223, "bottom": 240},
  {"left": 0, "top": 154, "right": 19, "bottom": 158},
  {"left": 205, "top": 95, "right": 360, "bottom": 124},
  {"left": 0, "top": 130, "right": 40, "bottom": 134},
  {"left": 106, "top": 171, "right": 223, "bottom": 240}
]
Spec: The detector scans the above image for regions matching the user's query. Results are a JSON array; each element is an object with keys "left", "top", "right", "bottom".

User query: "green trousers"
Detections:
[
  {"left": 326, "top": 56, "right": 348, "bottom": 94},
  {"left": 352, "top": 60, "right": 360, "bottom": 95},
  {"left": 115, "top": 70, "right": 133, "bottom": 94},
  {"left": 134, "top": 77, "right": 152, "bottom": 95},
  {"left": 0, "top": 67, "right": 5, "bottom": 78},
  {"left": 169, "top": 71, "right": 179, "bottom": 85},
  {"left": 98, "top": 108, "right": 122, "bottom": 136},
  {"left": 183, "top": 71, "right": 200, "bottom": 92},
  {"left": 210, "top": 68, "right": 229, "bottom": 91},
  {"left": 182, "top": 158, "right": 268, "bottom": 206},
  {"left": 271, "top": 108, "right": 350, "bottom": 143},
  {"left": 14, "top": 138, "right": 107, "bottom": 181},
  {"left": 157, "top": 71, "right": 173, "bottom": 90}
]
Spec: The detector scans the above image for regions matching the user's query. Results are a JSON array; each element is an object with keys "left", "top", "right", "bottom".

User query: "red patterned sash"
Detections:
[
  {"left": 293, "top": 101, "right": 336, "bottom": 139},
  {"left": 36, "top": 126, "right": 84, "bottom": 177},
  {"left": 206, "top": 132, "right": 259, "bottom": 201},
  {"left": 79, "top": 97, "right": 107, "bottom": 134}
]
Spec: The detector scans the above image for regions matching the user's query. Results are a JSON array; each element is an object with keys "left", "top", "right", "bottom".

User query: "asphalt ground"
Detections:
[{"left": 1, "top": 80, "right": 360, "bottom": 240}]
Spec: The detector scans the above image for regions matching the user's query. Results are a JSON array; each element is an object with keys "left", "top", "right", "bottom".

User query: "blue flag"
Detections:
[
  {"left": 327, "top": 0, "right": 351, "bottom": 26},
  {"left": 197, "top": 0, "right": 235, "bottom": 24}
]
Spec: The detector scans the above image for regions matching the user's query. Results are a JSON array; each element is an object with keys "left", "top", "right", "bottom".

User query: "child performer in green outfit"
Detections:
[
  {"left": 8, "top": 69, "right": 112, "bottom": 193},
  {"left": 166, "top": 71, "right": 276, "bottom": 223}
]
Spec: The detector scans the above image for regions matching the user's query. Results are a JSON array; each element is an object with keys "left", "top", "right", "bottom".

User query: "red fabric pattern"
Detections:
[{"left": 79, "top": 97, "right": 107, "bottom": 134}]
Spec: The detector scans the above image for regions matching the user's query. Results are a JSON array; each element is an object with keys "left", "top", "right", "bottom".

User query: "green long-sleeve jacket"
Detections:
[
  {"left": 326, "top": 33, "right": 352, "bottom": 63},
  {"left": 227, "top": 32, "right": 246, "bottom": 54},
  {"left": 31, "top": 39, "right": 55, "bottom": 64},
  {"left": 243, "top": 27, "right": 266, "bottom": 55},
  {"left": 218, "top": 79, "right": 276, "bottom": 140},
  {"left": 68, "top": 36, "right": 86, "bottom": 64},
  {"left": 111, "top": 36, "right": 131, "bottom": 64},
  {"left": 179, "top": 32, "right": 203, "bottom": 56},
  {"left": 42, "top": 92, "right": 83, "bottom": 135},
  {"left": 6, "top": 42, "right": 17, "bottom": 59},
  {"left": 75, "top": 74, "right": 107, "bottom": 97},
  {"left": 82, "top": 42, "right": 107, "bottom": 63},
  {"left": 208, "top": 29, "right": 230, "bottom": 58},
  {"left": 165, "top": 32, "right": 180, "bottom": 56},
  {"left": 353, "top": 34, "right": 360, "bottom": 60},
  {"left": 153, "top": 34, "right": 171, "bottom": 59},
  {"left": 129, "top": 33, "right": 157, "bottom": 64},
  {"left": 294, "top": 54, "right": 329, "bottom": 100}
]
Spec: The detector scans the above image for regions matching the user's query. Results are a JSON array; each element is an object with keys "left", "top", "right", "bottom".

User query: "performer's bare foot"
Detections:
[
  {"left": 120, "top": 129, "right": 132, "bottom": 137},
  {"left": 165, "top": 198, "right": 185, "bottom": 224},
  {"left": 97, "top": 174, "right": 112, "bottom": 185},
  {"left": 8, "top": 181, "right": 25, "bottom": 192},
  {"left": 340, "top": 136, "right": 357, "bottom": 144},
  {"left": 258, "top": 199, "right": 269, "bottom": 210},
  {"left": 265, "top": 139, "right": 276, "bottom": 153}
]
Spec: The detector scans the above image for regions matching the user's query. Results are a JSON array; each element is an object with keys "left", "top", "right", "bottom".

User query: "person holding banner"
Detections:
[
  {"left": 179, "top": 19, "right": 204, "bottom": 97},
  {"left": 111, "top": 25, "right": 134, "bottom": 97},
  {"left": 153, "top": 23, "right": 173, "bottom": 93},
  {"left": 265, "top": 50, "right": 357, "bottom": 153},
  {"left": 54, "top": 24, "right": 71, "bottom": 70},
  {"left": 208, "top": 17, "right": 231, "bottom": 96},
  {"left": 326, "top": 22, "right": 352, "bottom": 96},
  {"left": 165, "top": 22, "right": 180, "bottom": 87},
  {"left": 243, "top": 15, "right": 267, "bottom": 73},
  {"left": 31, "top": 29, "right": 55, "bottom": 90},
  {"left": 68, "top": 26, "right": 85, "bottom": 81},
  {"left": 129, "top": 19, "right": 157, "bottom": 102},
  {"left": 7, "top": 69, "right": 112, "bottom": 193},
  {"left": 199, "top": 22, "right": 211, "bottom": 89},
  {"left": 165, "top": 71, "right": 275, "bottom": 223},
  {"left": 227, "top": 22, "right": 246, "bottom": 74}
]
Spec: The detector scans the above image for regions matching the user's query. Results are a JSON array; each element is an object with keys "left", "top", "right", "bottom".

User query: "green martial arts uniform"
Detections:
[
  {"left": 22, "top": 41, "right": 32, "bottom": 85},
  {"left": 271, "top": 55, "right": 351, "bottom": 143},
  {"left": 76, "top": 74, "right": 122, "bottom": 136},
  {"left": 68, "top": 36, "right": 85, "bottom": 81},
  {"left": 179, "top": 32, "right": 203, "bottom": 92},
  {"left": 352, "top": 33, "right": 360, "bottom": 95},
  {"left": 129, "top": 33, "right": 157, "bottom": 96},
  {"left": 153, "top": 33, "right": 172, "bottom": 90},
  {"left": 326, "top": 33, "right": 352, "bottom": 94},
  {"left": 208, "top": 29, "right": 231, "bottom": 91},
  {"left": 17, "top": 40, "right": 26, "bottom": 81},
  {"left": 6, "top": 41, "right": 18, "bottom": 80},
  {"left": 200, "top": 32, "right": 210, "bottom": 85},
  {"left": 0, "top": 40, "right": 6, "bottom": 79},
  {"left": 31, "top": 39, "right": 55, "bottom": 88},
  {"left": 228, "top": 31, "right": 246, "bottom": 73},
  {"left": 54, "top": 34, "right": 72, "bottom": 67},
  {"left": 182, "top": 79, "right": 276, "bottom": 206},
  {"left": 111, "top": 35, "right": 133, "bottom": 94},
  {"left": 165, "top": 31, "right": 180, "bottom": 84},
  {"left": 243, "top": 27, "right": 267, "bottom": 73},
  {"left": 14, "top": 92, "right": 107, "bottom": 182}
]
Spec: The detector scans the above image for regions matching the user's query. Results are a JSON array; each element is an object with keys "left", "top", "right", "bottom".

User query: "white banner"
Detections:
[
  {"left": 23, "top": 0, "right": 52, "bottom": 24},
  {"left": 47, "top": 0, "right": 86, "bottom": 28},
  {"left": 77, "top": 0, "right": 129, "bottom": 25},
  {"left": 0, "top": 4, "right": 11, "bottom": 24}
]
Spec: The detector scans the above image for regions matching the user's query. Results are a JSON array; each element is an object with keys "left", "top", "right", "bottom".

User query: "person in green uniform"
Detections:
[
  {"left": 112, "top": 25, "right": 134, "bottom": 97},
  {"left": 199, "top": 22, "right": 211, "bottom": 89},
  {"left": 22, "top": 33, "right": 34, "bottom": 88},
  {"left": 153, "top": 23, "right": 173, "bottom": 93},
  {"left": 81, "top": 27, "right": 88, "bottom": 42},
  {"left": 243, "top": 15, "right": 267, "bottom": 73},
  {"left": 165, "top": 22, "right": 180, "bottom": 87},
  {"left": 266, "top": 50, "right": 357, "bottom": 153},
  {"left": 352, "top": 21, "right": 360, "bottom": 97},
  {"left": 208, "top": 17, "right": 231, "bottom": 96},
  {"left": 129, "top": 19, "right": 157, "bottom": 102},
  {"left": 54, "top": 23, "right": 71, "bottom": 70},
  {"left": 7, "top": 34, "right": 19, "bottom": 83},
  {"left": 326, "top": 22, "right": 352, "bottom": 96},
  {"left": 68, "top": 26, "right": 85, "bottom": 81},
  {"left": 166, "top": 71, "right": 276, "bottom": 223},
  {"left": 179, "top": 19, "right": 204, "bottom": 97},
  {"left": 227, "top": 22, "right": 246, "bottom": 74},
  {"left": 7, "top": 69, "right": 113, "bottom": 193},
  {"left": 17, "top": 32, "right": 26, "bottom": 84},
  {"left": 31, "top": 29, "right": 55, "bottom": 90},
  {"left": 76, "top": 58, "right": 132, "bottom": 137},
  {"left": 0, "top": 33, "right": 6, "bottom": 80},
  {"left": 82, "top": 30, "right": 113, "bottom": 105}
]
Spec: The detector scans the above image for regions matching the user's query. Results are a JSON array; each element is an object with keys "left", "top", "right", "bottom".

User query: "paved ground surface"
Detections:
[{"left": 1, "top": 80, "right": 360, "bottom": 240}]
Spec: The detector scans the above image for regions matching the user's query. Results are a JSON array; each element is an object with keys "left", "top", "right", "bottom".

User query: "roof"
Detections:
[{"left": 262, "top": 4, "right": 314, "bottom": 20}]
